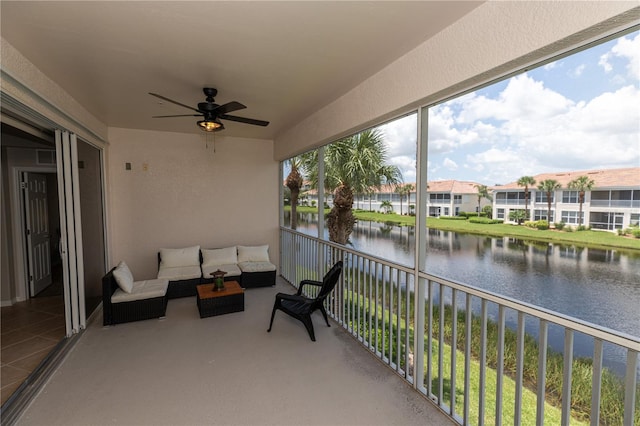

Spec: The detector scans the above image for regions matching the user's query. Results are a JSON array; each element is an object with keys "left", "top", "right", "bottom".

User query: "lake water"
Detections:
[{"left": 285, "top": 212, "right": 640, "bottom": 376}]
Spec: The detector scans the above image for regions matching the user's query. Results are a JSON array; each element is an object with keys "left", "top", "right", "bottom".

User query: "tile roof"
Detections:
[
  {"left": 426, "top": 180, "right": 483, "bottom": 194},
  {"left": 493, "top": 167, "right": 640, "bottom": 190},
  {"left": 290, "top": 168, "right": 639, "bottom": 195}
]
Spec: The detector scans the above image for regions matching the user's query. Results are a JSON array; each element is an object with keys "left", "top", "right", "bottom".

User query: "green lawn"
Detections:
[
  {"left": 284, "top": 206, "right": 640, "bottom": 252},
  {"left": 346, "top": 292, "right": 589, "bottom": 426}
]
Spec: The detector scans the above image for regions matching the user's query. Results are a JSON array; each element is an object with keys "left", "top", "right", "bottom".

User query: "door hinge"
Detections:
[
  {"left": 26, "top": 229, "right": 31, "bottom": 236},
  {"left": 30, "top": 275, "right": 33, "bottom": 282},
  {"left": 20, "top": 181, "right": 27, "bottom": 189}
]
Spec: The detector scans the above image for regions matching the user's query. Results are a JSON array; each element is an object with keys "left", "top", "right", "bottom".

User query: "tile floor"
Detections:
[{"left": 1, "top": 295, "right": 65, "bottom": 405}]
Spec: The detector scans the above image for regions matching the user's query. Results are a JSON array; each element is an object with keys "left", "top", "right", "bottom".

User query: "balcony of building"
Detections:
[{"left": 8, "top": 276, "right": 453, "bottom": 426}]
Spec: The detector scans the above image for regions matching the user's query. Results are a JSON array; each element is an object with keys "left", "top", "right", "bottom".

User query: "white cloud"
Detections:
[
  {"left": 599, "top": 32, "right": 640, "bottom": 81},
  {"left": 544, "top": 61, "right": 559, "bottom": 71},
  {"left": 429, "top": 74, "right": 639, "bottom": 184},
  {"left": 569, "top": 64, "right": 586, "bottom": 78},
  {"left": 379, "top": 114, "right": 417, "bottom": 158},
  {"left": 388, "top": 155, "right": 416, "bottom": 183},
  {"left": 443, "top": 157, "right": 458, "bottom": 171},
  {"left": 384, "top": 32, "right": 639, "bottom": 186},
  {"left": 456, "top": 74, "right": 574, "bottom": 124}
]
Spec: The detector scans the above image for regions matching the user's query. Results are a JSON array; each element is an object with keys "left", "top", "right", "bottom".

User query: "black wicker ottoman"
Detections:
[{"left": 196, "top": 281, "right": 245, "bottom": 318}]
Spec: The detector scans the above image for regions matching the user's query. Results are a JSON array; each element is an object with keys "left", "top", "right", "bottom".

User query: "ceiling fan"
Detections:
[{"left": 149, "top": 88, "right": 269, "bottom": 132}]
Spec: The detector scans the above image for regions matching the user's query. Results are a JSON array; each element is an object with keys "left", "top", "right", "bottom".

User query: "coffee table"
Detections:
[{"left": 196, "top": 281, "right": 244, "bottom": 318}]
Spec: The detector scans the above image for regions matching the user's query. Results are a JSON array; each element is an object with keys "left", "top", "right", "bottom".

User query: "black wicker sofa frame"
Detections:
[{"left": 102, "top": 267, "right": 168, "bottom": 326}]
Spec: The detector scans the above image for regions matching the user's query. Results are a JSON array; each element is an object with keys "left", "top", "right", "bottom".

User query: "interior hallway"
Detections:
[
  {"left": 15, "top": 277, "right": 453, "bottom": 425},
  {"left": 1, "top": 293, "right": 65, "bottom": 405}
]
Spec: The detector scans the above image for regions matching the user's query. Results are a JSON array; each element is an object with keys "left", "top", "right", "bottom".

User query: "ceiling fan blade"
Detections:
[
  {"left": 220, "top": 114, "right": 269, "bottom": 127},
  {"left": 152, "top": 114, "right": 202, "bottom": 118},
  {"left": 214, "top": 101, "right": 246, "bottom": 115},
  {"left": 149, "top": 92, "right": 200, "bottom": 113}
]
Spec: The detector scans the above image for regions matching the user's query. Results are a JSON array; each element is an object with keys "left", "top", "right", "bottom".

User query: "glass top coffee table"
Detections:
[{"left": 196, "top": 281, "right": 245, "bottom": 318}]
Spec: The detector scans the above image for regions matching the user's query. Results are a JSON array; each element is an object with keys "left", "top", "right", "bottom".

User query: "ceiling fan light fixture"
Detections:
[{"left": 197, "top": 118, "right": 223, "bottom": 132}]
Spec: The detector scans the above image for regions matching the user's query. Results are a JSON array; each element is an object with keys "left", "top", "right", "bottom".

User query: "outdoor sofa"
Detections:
[
  {"left": 157, "top": 245, "right": 276, "bottom": 298},
  {"left": 102, "top": 261, "right": 169, "bottom": 326},
  {"left": 102, "top": 245, "right": 276, "bottom": 325}
]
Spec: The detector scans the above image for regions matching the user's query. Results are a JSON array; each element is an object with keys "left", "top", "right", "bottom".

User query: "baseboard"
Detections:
[{"left": 0, "top": 298, "right": 20, "bottom": 307}]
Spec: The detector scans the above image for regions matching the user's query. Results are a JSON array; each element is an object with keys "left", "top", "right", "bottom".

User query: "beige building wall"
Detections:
[{"left": 106, "top": 127, "right": 279, "bottom": 280}]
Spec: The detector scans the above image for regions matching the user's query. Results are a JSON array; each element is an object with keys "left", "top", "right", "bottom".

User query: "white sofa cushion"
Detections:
[
  {"left": 201, "top": 263, "right": 242, "bottom": 278},
  {"left": 111, "top": 279, "right": 168, "bottom": 303},
  {"left": 159, "top": 246, "right": 200, "bottom": 268},
  {"left": 157, "top": 265, "right": 202, "bottom": 281},
  {"left": 237, "top": 245, "right": 270, "bottom": 263},
  {"left": 112, "top": 261, "right": 134, "bottom": 293},
  {"left": 238, "top": 261, "right": 276, "bottom": 273},
  {"left": 202, "top": 247, "right": 237, "bottom": 267}
]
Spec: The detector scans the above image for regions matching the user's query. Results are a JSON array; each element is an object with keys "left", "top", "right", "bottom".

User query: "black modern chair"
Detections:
[{"left": 268, "top": 261, "right": 343, "bottom": 341}]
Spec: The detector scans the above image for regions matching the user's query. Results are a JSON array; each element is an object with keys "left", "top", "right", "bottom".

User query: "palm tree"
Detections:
[
  {"left": 394, "top": 183, "right": 414, "bottom": 215},
  {"left": 380, "top": 200, "right": 393, "bottom": 214},
  {"left": 517, "top": 176, "right": 536, "bottom": 221},
  {"left": 303, "top": 129, "right": 402, "bottom": 244},
  {"left": 474, "top": 184, "right": 492, "bottom": 216},
  {"left": 537, "top": 179, "right": 561, "bottom": 223},
  {"left": 285, "top": 157, "right": 304, "bottom": 230},
  {"left": 509, "top": 209, "right": 526, "bottom": 225},
  {"left": 568, "top": 175, "right": 595, "bottom": 227}
]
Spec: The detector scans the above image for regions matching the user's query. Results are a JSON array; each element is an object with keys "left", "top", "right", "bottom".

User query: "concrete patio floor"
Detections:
[{"left": 15, "top": 277, "right": 453, "bottom": 425}]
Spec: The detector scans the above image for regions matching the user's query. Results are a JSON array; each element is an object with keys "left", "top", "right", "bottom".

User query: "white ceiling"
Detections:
[{"left": 1, "top": 1, "right": 481, "bottom": 140}]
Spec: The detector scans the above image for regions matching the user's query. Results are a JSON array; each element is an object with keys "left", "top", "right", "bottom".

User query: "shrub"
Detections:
[
  {"left": 564, "top": 226, "right": 574, "bottom": 233},
  {"left": 523, "top": 220, "right": 548, "bottom": 230},
  {"left": 535, "top": 220, "right": 549, "bottom": 230},
  {"left": 439, "top": 216, "right": 468, "bottom": 221},
  {"left": 633, "top": 229, "right": 640, "bottom": 239},
  {"left": 576, "top": 225, "right": 588, "bottom": 231},
  {"left": 469, "top": 217, "right": 502, "bottom": 224},
  {"left": 554, "top": 222, "right": 565, "bottom": 230},
  {"left": 482, "top": 205, "right": 493, "bottom": 219},
  {"left": 459, "top": 211, "right": 487, "bottom": 218}
]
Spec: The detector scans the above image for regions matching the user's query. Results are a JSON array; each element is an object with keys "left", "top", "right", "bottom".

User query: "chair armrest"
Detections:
[
  {"left": 298, "top": 279, "right": 322, "bottom": 295},
  {"left": 275, "top": 292, "right": 307, "bottom": 303}
]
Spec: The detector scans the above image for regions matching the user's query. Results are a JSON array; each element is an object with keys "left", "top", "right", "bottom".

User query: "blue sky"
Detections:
[{"left": 380, "top": 30, "right": 640, "bottom": 186}]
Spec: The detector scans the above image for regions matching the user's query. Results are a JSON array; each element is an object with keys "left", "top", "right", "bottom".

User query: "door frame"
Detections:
[{"left": 9, "top": 166, "right": 57, "bottom": 304}]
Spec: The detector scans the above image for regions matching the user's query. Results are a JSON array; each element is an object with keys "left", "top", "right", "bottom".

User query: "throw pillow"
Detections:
[
  {"left": 160, "top": 245, "right": 200, "bottom": 268},
  {"left": 202, "top": 246, "right": 237, "bottom": 267},
  {"left": 237, "top": 245, "right": 270, "bottom": 263},
  {"left": 113, "top": 261, "right": 134, "bottom": 293}
]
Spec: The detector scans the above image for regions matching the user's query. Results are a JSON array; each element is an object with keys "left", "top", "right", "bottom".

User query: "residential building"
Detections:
[
  {"left": 301, "top": 180, "right": 487, "bottom": 217},
  {"left": 493, "top": 167, "right": 640, "bottom": 230},
  {"left": 426, "top": 180, "right": 489, "bottom": 217}
]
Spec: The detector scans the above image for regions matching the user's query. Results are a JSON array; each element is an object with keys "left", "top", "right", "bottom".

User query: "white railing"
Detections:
[{"left": 280, "top": 227, "right": 639, "bottom": 426}]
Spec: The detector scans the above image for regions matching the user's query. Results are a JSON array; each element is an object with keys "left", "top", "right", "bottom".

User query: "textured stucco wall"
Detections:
[
  {"left": 274, "top": 2, "right": 639, "bottom": 160},
  {"left": 0, "top": 38, "right": 108, "bottom": 145},
  {"left": 107, "top": 127, "right": 279, "bottom": 279}
]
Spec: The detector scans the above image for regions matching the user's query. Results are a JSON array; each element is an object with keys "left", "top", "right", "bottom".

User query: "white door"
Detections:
[{"left": 24, "top": 172, "right": 52, "bottom": 296}]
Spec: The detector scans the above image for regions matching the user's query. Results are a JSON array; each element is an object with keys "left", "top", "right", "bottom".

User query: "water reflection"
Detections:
[{"left": 284, "top": 212, "right": 640, "bottom": 375}]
